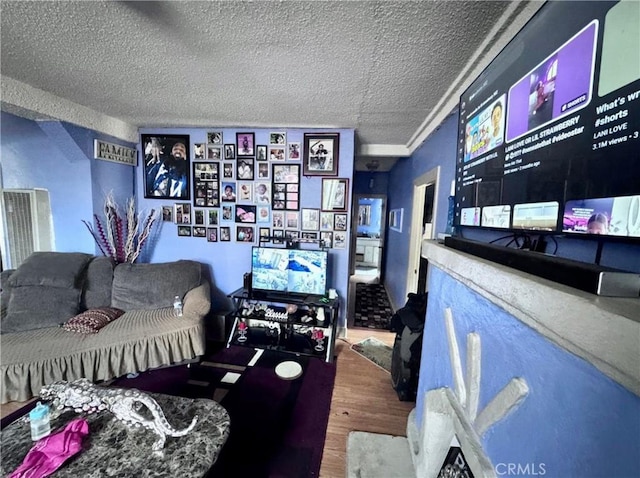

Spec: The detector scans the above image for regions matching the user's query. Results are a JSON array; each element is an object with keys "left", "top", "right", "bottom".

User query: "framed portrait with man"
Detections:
[
  {"left": 303, "top": 133, "right": 340, "bottom": 176},
  {"left": 142, "top": 134, "right": 191, "bottom": 199}
]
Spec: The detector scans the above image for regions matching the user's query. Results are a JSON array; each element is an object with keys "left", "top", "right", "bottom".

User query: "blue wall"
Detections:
[
  {"left": 1, "top": 112, "right": 135, "bottom": 257},
  {"left": 137, "top": 127, "right": 355, "bottom": 325},
  {"left": 353, "top": 171, "right": 389, "bottom": 195},
  {"left": 417, "top": 266, "right": 640, "bottom": 477},
  {"left": 384, "top": 112, "right": 459, "bottom": 307}
]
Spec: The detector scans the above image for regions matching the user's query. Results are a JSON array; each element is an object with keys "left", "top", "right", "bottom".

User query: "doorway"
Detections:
[
  {"left": 353, "top": 195, "right": 386, "bottom": 282},
  {"left": 406, "top": 167, "right": 440, "bottom": 297},
  {"left": 347, "top": 194, "right": 388, "bottom": 329}
]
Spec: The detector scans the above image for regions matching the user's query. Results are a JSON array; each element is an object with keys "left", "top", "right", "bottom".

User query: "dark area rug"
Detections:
[
  {"left": 1, "top": 345, "right": 337, "bottom": 478},
  {"left": 354, "top": 283, "right": 394, "bottom": 329}
]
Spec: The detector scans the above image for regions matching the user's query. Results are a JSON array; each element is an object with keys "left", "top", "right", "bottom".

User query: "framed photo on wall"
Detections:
[
  {"left": 320, "top": 212, "right": 334, "bottom": 231},
  {"left": 236, "top": 205, "right": 257, "bottom": 223},
  {"left": 273, "top": 164, "right": 300, "bottom": 184},
  {"left": 303, "top": 133, "right": 340, "bottom": 176},
  {"left": 285, "top": 211, "right": 299, "bottom": 229},
  {"left": 334, "top": 231, "right": 347, "bottom": 249},
  {"left": 237, "top": 159, "right": 254, "bottom": 180},
  {"left": 162, "top": 206, "right": 173, "bottom": 222},
  {"left": 301, "top": 208, "right": 320, "bottom": 231},
  {"left": 272, "top": 164, "right": 300, "bottom": 211},
  {"left": 194, "top": 209, "right": 205, "bottom": 225},
  {"left": 269, "top": 147, "right": 286, "bottom": 161},
  {"left": 254, "top": 182, "right": 271, "bottom": 204},
  {"left": 208, "top": 209, "right": 219, "bottom": 226},
  {"left": 222, "top": 205, "right": 234, "bottom": 221},
  {"left": 259, "top": 227, "right": 271, "bottom": 243},
  {"left": 270, "top": 132, "right": 286, "bottom": 145},
  {"left": 334, "top": 213, "right": 348, "bottom": 231},
  {"left": 207, "top": 132, "right": 222, "bottom": 144},
  {"left": 272, "top": 211, "right": 284, "bottom": 228},
  {"left": 257, "top": 205, "right": 270, "bottom": 223},
  {"left": 142, "top": 134, "right": 190, "bottom": 199},
  {"left": 174, "top": 202, "right": 191, "bottom": 224},
  {"left": 237, "top": 181, "right": 253, "bottom": 202},
  {"left": 194, "top": 143, "right": 205, "bottom": 160},
  {"left": 193, "top": 162, "right": 219, "bottom": 207},
  {"left": 288, "top": 142, "right": 301, "bottom": 160},
  {"left": 321, "top": 178, "right": 348, "bottom": 212},
  {"left": 223, "top": 162, "right": 235, "bottom": 179},
  {"left": 236, "top": 132, "right": 255, "bottom": 157},
  {"left": 320, "top": 231, "right": 333, "bottom": 248},
  {"left": 207, "top": 145, "right": 222, "bottom": 160},
  {"left": 256, "top": 145, "right": 268, "bottom": 161},
  {"left": 272, "top": 229, "right": 284, "bottom": 244},
  {"left": 389, "top": 208, "right": 404, "bottom": 232},
  {"left": 224, "top": 144, "right": 236, "bottom": 160},
  {"left": 237, "top": 226, "right": 255, "bottom": 243}
]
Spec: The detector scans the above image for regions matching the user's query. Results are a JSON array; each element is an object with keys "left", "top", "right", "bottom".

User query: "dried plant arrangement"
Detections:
[{"left": 83, "top": 193, "right": 159, "bottom": 263}]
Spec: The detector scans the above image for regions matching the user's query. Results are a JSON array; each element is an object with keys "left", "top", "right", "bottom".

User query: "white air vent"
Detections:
[{"left": 1, "top": 188, "right": 54, "bottom": 269}]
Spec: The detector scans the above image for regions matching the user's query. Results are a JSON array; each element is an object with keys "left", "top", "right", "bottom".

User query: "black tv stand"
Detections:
[{"left": 225, "top": 287, "right": 339, "bottom": 362}]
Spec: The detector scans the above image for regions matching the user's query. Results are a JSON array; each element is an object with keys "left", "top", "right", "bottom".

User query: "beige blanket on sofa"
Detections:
[{"left": 1, "top": 284, "right": 208, "bottom": 403}]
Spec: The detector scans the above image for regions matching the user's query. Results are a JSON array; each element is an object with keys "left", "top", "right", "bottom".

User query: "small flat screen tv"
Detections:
[
  {"left": 251, "top": 246, "right": 328, "bottom": 297},
  {"left": 454, "top": 0, "right": 640, "bottom": 241}
]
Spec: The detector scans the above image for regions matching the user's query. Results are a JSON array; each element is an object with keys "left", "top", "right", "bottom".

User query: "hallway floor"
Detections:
[{"left": 353, "top": 282, "right": 394, "bottom": 330}]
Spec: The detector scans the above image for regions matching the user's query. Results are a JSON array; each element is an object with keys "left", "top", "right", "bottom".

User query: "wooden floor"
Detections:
[
  {"left": 1, "top": 328, "right": 413, "bottom": 477},
  {"left": 319, "top": 327, "right": 414, "bottom": 477}
]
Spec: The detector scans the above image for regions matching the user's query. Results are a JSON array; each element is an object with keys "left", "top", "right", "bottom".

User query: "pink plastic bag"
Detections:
[{"left": 10, "top": 417, "right": 89, "bottom": 478}]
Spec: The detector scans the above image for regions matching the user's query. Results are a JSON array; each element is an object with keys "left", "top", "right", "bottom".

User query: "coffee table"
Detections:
[{"left": 1, "top": 392, "right": 230, "bottom": 477}]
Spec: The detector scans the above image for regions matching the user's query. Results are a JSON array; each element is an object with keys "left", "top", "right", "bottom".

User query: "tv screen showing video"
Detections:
[
  {"left": 455, "top": 0, "right": 640, "bottom": 240},
  {"left": 251, "top": 247, "right": 328, "bottom": 296}
]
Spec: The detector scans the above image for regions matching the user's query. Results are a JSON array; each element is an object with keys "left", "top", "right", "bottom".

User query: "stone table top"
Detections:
[{"left": 1, "top": 392, "right": 230, "bottom": 477}]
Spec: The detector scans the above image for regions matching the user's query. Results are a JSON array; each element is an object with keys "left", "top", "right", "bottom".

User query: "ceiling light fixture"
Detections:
[{"left": 365, "top": 159, "right": 380, "bottom": 171}]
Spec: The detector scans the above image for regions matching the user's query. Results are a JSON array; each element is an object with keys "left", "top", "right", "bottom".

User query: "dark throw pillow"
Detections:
[{"left": 63, "top": 307, "right": 125, "bottom": 334}]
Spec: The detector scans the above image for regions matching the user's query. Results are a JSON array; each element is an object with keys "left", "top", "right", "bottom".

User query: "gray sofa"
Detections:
[{"left": 0, "top": 252, "right": 211, "bottom": 404}]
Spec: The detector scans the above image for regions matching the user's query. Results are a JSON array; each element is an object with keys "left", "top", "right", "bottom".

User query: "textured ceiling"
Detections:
[{"left": 0, "top": 1, "right": 538, "bottom": 169}]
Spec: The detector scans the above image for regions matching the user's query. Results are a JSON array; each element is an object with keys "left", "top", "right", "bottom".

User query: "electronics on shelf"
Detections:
[
  {"left": 225, "top": 287, "right": 339, "bottom": 362},
  {"left": 250, "top": 246, "right": 328, "bottom": 297}
]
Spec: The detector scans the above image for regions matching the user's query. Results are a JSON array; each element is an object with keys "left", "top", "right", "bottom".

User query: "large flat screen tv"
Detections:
[
  {"left": 455, "top": 0, "right": 640, "bottom": 241},
  {"left": 251, "top": 246, "right": 328, "bottom": 297}
]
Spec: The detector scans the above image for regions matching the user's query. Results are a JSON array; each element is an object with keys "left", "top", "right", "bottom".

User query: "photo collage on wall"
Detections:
[{"left": 149, "top": 131, "right": 347, "bottom": 246}]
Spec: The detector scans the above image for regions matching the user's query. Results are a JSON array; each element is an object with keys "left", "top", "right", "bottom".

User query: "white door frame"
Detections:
[{"left": 405, "top": 166, "right": 440, "bottom": 298}]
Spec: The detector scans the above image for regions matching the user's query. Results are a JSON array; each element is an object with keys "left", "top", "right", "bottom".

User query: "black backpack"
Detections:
[{"left": 390, "top": 293, "right": 427, "bottom": 401}]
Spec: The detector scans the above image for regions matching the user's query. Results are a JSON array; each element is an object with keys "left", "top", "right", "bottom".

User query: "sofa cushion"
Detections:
[
  {"left": 63, "top": 307, "right": 125, "bottom": 334},
  {"left": 111, "top": 260, "right": 202, "bottom": 311},
  {"left": 2, "top": 286, "right": 81, "bottom": 333},
  {"left": 1, "top": 269, "right": 14, "bottom": 321},
  {"left": 81, "top": 256, "right": 115, "bottom": 310},
  {"left": 7, "top": 252, "right": 93, "bottom": 289}
]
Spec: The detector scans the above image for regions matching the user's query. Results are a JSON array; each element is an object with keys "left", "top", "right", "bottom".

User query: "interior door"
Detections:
[
  {"left": 416, "top": 184, "right": 435, "bottom": 294},
  {"left": 406, "top": 167, "right": 439, "bottom": 297}
]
